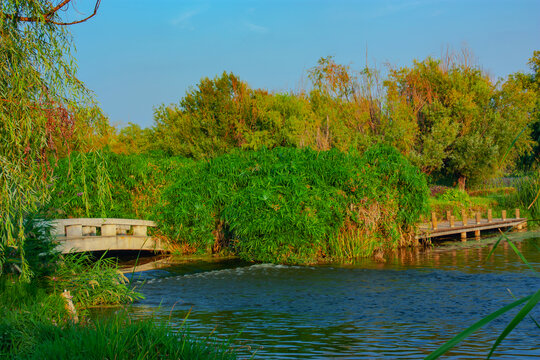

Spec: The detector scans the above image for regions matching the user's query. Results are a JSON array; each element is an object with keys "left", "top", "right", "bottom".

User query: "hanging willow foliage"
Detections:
[{"left": 0, "top": 1, "right": 93, "bottom": 280}]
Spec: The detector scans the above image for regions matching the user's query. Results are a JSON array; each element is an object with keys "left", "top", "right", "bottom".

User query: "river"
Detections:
[{"left": 120, "top": 232, "right": 540, "bottom": 359}]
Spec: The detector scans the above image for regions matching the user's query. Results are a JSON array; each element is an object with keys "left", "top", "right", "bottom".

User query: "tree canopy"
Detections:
[{"left": 147, "top": 52, "right": 537, "bottom": 189}]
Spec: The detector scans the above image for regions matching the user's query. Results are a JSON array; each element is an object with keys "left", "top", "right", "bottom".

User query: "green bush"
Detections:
[
  {"left": 438, "top": 188, "right": 471, "bottom": 205},
  {"left": 157, "top": 145, "right": 429, "bottom": 263}
]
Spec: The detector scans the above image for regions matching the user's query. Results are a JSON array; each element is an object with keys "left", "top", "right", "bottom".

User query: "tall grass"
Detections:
[
  {"left": 0, "top": 280, "right": 237, "bottom": 359},
  {"left": 514, "top": 172, "right": 540, "bottom": 219},
  {"left": 23, "top": 316, "right": 238, "bottom": 360},
  {"left": 157, "top": 145, "right": 429, "bottom": 263},
  {"left": 48, "top": 150, "right": 187, "bottom": 219},
  {"left": 52, "top": 253, "right": 144, "bottom": 309}
]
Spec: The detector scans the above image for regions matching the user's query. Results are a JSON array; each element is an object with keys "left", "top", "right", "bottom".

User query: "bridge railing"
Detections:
[
  {"left": 51, "top": 218, "right": 157, "bottom": 238},
  {"left": 51, "top": 218, "right": 162, "bottom": 253}
]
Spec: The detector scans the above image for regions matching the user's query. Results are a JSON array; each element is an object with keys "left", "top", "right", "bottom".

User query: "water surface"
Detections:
[{"left": 124, "top": 232, "right": 540, "bottom": 359}]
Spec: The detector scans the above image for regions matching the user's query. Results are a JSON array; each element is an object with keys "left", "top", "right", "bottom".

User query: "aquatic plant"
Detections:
[
  {"left": 52, "top": 253, "right": 144, "bottom": 308},
  {"left": 157, "top": 145, "right": 429, "bottom": 263}
]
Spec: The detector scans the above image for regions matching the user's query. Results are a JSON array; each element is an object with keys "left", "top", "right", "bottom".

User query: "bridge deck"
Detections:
[{"left": 417, "top": 217, "right": 527, "bottom": 240}]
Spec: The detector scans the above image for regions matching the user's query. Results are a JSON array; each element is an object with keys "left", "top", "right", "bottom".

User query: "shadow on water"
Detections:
[{"left": 99, "top": 231, "right": 540, "bottom": 359}]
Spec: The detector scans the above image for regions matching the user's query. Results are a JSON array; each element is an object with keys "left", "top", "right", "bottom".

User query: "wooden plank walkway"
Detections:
[{"left": 417, "top": 209, "right": 527, "bottom": 240}]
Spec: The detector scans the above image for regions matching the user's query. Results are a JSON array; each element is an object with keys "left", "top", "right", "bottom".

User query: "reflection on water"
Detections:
[{"left": 120, "top": 232, "right": 540, "bottom": 359}]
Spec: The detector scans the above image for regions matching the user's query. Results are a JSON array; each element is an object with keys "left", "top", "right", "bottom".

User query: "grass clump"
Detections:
[
  {"left": 512, "top": 173, "right": 540, "bottom": 219},
  {"left": 157, "top": 145, "right": 429, "bottom": 263},
  {"left": 0, "top": 280, "right": 236, "bottom": 360},
  {"left": 51, "top": 253, "right": 144, "bottom": 308}
]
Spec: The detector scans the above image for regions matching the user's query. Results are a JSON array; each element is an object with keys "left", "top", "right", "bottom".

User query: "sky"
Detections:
[{"left": 68, "top": 0, "right": 540, "bottom": 129}]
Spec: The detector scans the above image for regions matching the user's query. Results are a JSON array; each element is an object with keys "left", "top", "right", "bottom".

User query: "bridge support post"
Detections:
[
  {"left": 461, "top": 232, "right": 467, "bottom": 242},
  {"left": 474, "top": 229, "right": 481, "bottom": 239},
  {"left": 82, "top": 226, "right": 96, "bottom": 236},
  {"left": 133, "top": 225, "right": 148, "bottom": 236},
  {"left": 431, "top": 212, "right": 438, "bottom": 230},
  {"left": 487, "top": 209, "right": 492, "bottom": 223},
  {"left": 516, "top": 209, "right": 523, "bottom": 230},
  {"left": 65, "top": 225, "right": 82, "bottom": 237},
  {"left": 101, "top": 224, "right": 117, "bottom": 236},
  {"left": 461, "top": 210, "right": 468, "bottom": 226},
  {"left": 450, "top": 216, "right": 455, "bottom": 228},
  {"left": 502, "top": 210, "right": 507, "bottom": 221}
]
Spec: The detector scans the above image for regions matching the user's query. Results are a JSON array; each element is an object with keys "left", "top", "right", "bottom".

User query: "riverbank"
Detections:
[
  {"left": 0, "top": 280, "right": 237, "bottom": 359},
  {"left": 0, "top": 250, "right": 238, "bottom": 359}
]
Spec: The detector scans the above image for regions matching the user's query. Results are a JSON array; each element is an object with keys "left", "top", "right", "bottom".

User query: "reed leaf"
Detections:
[
  {"left": 487, "top": 289, "right": 540, "bottom": 359},
  {"left": 425, "top": 294, "right": 533, "bottom": 360}
]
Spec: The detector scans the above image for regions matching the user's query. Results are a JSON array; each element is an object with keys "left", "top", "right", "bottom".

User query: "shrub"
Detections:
[
  {"left": 157, "top": 145, "right": 429, "bottom": 263},
  {"left": 439, "top": 188, "right": 471, "bottom": 206}
]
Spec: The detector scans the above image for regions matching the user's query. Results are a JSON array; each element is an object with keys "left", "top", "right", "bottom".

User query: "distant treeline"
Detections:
[{"left": 79, "top": 51, "right": 540, "bottom": 189}]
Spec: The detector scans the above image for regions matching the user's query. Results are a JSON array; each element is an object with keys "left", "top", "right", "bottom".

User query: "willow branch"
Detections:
[{"left": 0, "top": 0, "right": 101, "bottom": 25}]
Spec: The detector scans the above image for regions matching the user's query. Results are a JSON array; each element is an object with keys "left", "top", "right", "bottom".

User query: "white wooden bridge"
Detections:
[{"left": 52, "top": 218, "right": 165, "bottom": 253}]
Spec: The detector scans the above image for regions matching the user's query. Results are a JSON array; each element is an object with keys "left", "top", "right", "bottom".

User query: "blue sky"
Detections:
[{"left": 69, "top": 0, "right": 540, "bottom": 128}]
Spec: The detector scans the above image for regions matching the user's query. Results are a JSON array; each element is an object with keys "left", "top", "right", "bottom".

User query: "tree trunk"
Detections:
[{"left": 457, "top": 176, "right": 466, "bottom": 191}]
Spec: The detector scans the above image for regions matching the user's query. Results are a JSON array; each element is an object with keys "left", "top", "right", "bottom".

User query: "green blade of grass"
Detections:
[
  {"left": 487, "top": 289, "right": 540, "bottom": 359},
  {"left": 506, "top": 239, "right": 537, "bottom": 273},
  {"left": 497, "top": 229, "right": 538, "bottom": 274},
  {"left": 484, "top": 229, "right": 509, "bottom": 263},
  {"left": 424, "top": 294, "right": 532, "bottom": 360},
  {"left": 507, "top": 288, "right": 540, "bottom": 330}
]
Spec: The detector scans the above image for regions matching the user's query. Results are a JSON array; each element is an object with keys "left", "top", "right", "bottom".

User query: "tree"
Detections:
[
  {"left": 387, "top": 56, "right": 535, "bottom": 189},
  {"left": 514, "top": 51, "right": 540, "bottom": 171},
  {"left": 0, "top": 1, "right": 99, "bottom": 280}
]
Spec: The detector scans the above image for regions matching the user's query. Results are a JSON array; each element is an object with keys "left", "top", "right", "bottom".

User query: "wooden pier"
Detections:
[{"left": 417, "top": 208, "right": 527, "bottom": 241}]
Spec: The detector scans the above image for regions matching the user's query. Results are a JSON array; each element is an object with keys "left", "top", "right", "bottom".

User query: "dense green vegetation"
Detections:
[
  {"left": 48, "top": 151, "right": 185, "bottom": 219},
  {"left": 48, "top": 147, "right": 539, "bottom": 263},
  {"left": 0, "top": 280, "right": 237, "bottom": 360},
  {"left": 158, "top": 145, "right": 428, "bottom": 263},
  {"left": 48, "top": 146, "right": 428, "bottom": 263}
]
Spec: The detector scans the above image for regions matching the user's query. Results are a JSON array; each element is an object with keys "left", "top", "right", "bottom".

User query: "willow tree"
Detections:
[{"left": 0, "top": 0, "right": 100, "bottom": 280}]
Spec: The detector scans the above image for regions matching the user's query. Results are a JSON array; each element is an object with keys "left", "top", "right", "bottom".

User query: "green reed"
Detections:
[{"left": 158, "top": 145, "right": 428, "bottom": 263}]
